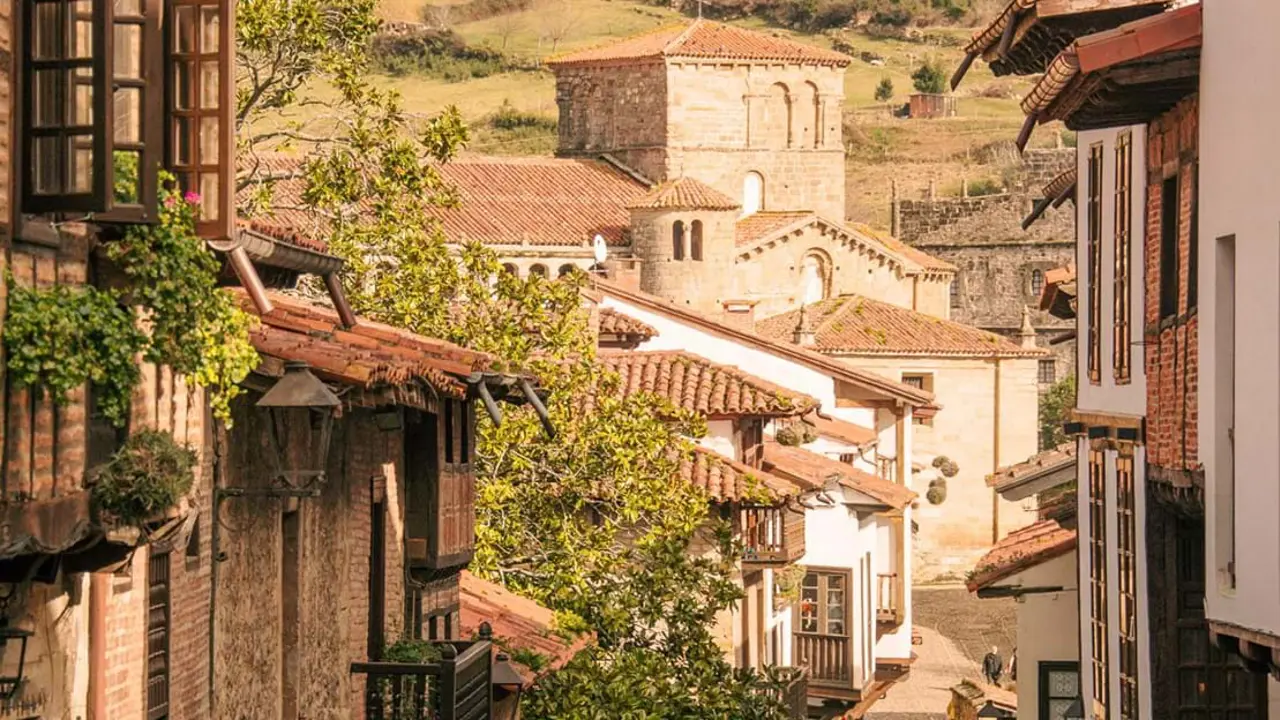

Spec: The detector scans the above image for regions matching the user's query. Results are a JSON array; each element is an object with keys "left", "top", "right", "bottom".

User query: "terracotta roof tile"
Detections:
[
  {"left": 243, "top": 154, "right": 648, "bottom": 249},
  {"left": 237, "top": 218, "right": 329, "bottom": 253},
  {"left": 1040, "top": 263, "right": 1077, "bottom": 319},
  {"left": 459, "top": 571, "right": 593, "bottom": 683},
  {"left": 806, "top": 414, "right": 876, "bottom": 448},
  {"left": 236, "top": 290, "right": 492, "bottom": 401},
  {"left": 681, "top": 445, "right": 803, "bottom": 502},
  {"left": 598, "top": 307, "right": 657, "bottom": 340},
  {"left": 987, "top": 442, "right": 1076, "bottom": 489},
  {"left": 849, "top": 223, "right": 957, "bottom": 273},
  {"left": 547, "top": 20, "right": 851, "bottom": 67},
  {"left": 597, "top": 350, "right": 818, "bottom": 417},
  {"left": 966, "top": 519, "right": 1077, "bottom": 591},
  {"left": 762, "top": 440, "right": 916, "bottom": 510},
  {"left": 756, "top": 296, "right": 1047, "bottom": 358},
  {"left": 628, "top": 177, "right": 739, "bottom": 211},
  {"left": 735, "top": 212, "right": 814, "bottom": 248}
]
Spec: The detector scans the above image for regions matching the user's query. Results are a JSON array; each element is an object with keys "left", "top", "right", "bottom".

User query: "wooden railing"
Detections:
[
  {"left": 352, "top": 640, "right": 492, "bottom": 720},
  {"left": 794, "top": 632, "right": 851, "bottom": 687},
  {"left": 877, "top": 573, "right": 901, "bottom": 625},
  {"left": 740, "top": 505, "right": 805, "bottom": 566},
  {"left": 770, "top": 666, "right": 809, "bottom": 719}
]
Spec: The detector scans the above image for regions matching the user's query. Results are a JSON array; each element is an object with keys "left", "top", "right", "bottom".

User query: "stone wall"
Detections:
[
  {"left": 555, "top": 62, "right": 668, "bottom": 180},
  {"left": 633, "top": 206, "right": 737, "bottom": 315},
  {"left": 1144, "top": 96, "right": 1199, "bottom": 474}
]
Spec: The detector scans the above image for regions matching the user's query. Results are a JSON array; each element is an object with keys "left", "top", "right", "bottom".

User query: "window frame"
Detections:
[
  {"left": 146, "top": 550, "right": 172, "bottom": 720},
  {"left": 1116, "top": 451, "right": 1139, "bottom": 719},
  {"left": 1187, "top": 163, "right": 1199, "bottom": 311},
  {"left": 672, "top": 220, "right": 685, "bottom": 260},
  {"left": 795, "top": 567, "right": 851, "bottom": 637},
  {"left": 1039, "top": 359, "right": 1056, "bottom": 386},
  {"left": 1113, "top": 132, "right": 1132, "bottom": 383},
  {"left": 901, "top": 374, "right": 933, "bottom": 426},
  {"left": 1087, "top": 143, "right": 1104, "bottom": 385},
  {"left": 1030, "top": 268, "right": 1044, "bottom": 298},
  {"left": 690, "top": 220, "right": 703, "bottom": 261},
  {"left": 1038, "top": 661, "right": 1081, "bottom": 720},
  {"left": 1088, "top": 447, "right": 1109, "bottom": 716},
  {"left": 1159, "top": 173, "right": 1181, "bottom": 321}
]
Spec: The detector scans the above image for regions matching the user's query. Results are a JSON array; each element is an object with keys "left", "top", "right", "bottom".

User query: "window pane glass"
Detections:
[
  {"left": 115, "top": 0, "right": 142, "bottom": 14},
  {"left": 198, "top": 116, "right": 219, "bottom": 162},
  {"left": 1048, "top": 699, "right": 1072, "bottom": 719},
  {"left": 199, "top": 61, "right": 219, "bottom": 109},
  {"left": 174, "top": 6, "right": 196, "bottom": 52},
  {"left": 174, "top": 62, "right": 194, "bottom": 111},
  {"left": 114, "top": 24, "right": 143, "bottom": 80},
  {"left": 33, "top": 2, "right": 62, "bottom": 60},
  {"left": 199, "top": 173, "right": 219, "bottom": 221},
  {"left": 70, "top": 0, "right": 94, "bottom": 59},
  {"left": 827, "top": 618, "right": 844, "bottom": 635},
  {"left": 33, "top": 137, "right": 61, "bottom": 194},
  {"left": 70, "top": 69, "right": 94, "bottom": 126},
  {"left": 114, "top": 150, "right": 141, "bottom": 204},
  {"left": 68, "top": 136, "right": 94, "bottom": 193},
  {"left": 114, "top": 87, "right": 142, "bottom": 143},
  {"left": 199, "top": 5, "right": 220, "bottom": 52},
  {"left": 33, "top": 70, "right": 61, "bottom": 128},
  {"left": 828, "top": 575, "right": 843, "bottom": 591},
  {"left": 173, "top": 116, "right": 192, "bottom": 165},
  {"left": 1048, "top": 670, "right": 1079, "bottom": 697}
]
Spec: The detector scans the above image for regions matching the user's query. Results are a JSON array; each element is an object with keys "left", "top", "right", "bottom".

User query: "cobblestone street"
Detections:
[{"left": 867, "top": 586, "right": 1017, "bottom": 719}]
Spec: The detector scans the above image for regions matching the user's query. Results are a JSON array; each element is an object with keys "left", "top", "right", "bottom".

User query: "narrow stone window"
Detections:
[
  {"left": 690, "top": 221, "right": 703, "bottom": 261},
  {"left": 558, "top": 263, "right": 575, "bottom": 277},
  {"left": 742, "top": 172, "right": 763, "bottom": 217},
  {"left": 672, "top": 221, "right": 685, "bottom": 261},
  {"left": 1030, "top": 268, "right": 1045, "bottom": 298},
  {"left": 529, "top": 263, "right": 547, "bottom": 278}
]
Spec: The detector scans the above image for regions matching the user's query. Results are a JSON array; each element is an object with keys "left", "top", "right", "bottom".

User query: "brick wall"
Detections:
[{"left": 1143, "top": 96, "right": 1199, "bottom": 473}]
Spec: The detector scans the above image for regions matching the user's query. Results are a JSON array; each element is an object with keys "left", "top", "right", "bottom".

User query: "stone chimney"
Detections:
[
  {"left": 1019, "top": 305, "right": 1038, "bottom": 349},
  {"left": 793, "top": 303, "right": 816, "bottom": 347},
  {"left": 720, "top": 299, "right": 758, "bottom": 332},
  {"left": 601, "top": 258, "right": 642, "bottom": 292}
]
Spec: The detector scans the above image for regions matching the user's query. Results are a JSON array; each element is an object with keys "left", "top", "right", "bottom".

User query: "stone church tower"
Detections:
[
  {"left": 627, "top": 177, "right": 740, "bottom": 306},
  {"left": 548, "top": 20, "right": 851, "bottom": 221}
]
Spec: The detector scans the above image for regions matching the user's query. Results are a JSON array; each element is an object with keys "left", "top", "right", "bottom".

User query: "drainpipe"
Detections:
[
  {"left": 992, "top": 356, "right": 1002, "bottom": 544},
  {"left": 87, "top": 573, "right": 106, "bottom": 720},
  {"left": 227, "top": 246, "right": 274, "bottom": 316},
  {"left": 324, "top": 273, "right": 358, "bottom": 330}
]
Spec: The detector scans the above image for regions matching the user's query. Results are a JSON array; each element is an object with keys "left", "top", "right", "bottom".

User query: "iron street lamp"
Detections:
[
  {"left": 257, "top": 361, "right": 341, "bottom": 490},
  {"left": 0, "top": 625, "right": 33, "bottom": 699},
  {"left": 977, "top": 702, "right": 1014, "bottom": 719},
  {"left": 491, "top": 652, "right": 526, "bottom": 720}
]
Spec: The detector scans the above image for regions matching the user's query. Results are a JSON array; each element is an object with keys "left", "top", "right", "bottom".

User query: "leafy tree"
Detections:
[
  {"left": 911, "top": 57, "right": 947, "bottom": 95},
  {"left": 235, "top": 4, "right": 787, "bottom": 715},
  {"left": 875, "top": 76, "right": 895, "bottom": 102},
  {"left": 1039, "top": 374, "right": 1076, "bottom": 450}
]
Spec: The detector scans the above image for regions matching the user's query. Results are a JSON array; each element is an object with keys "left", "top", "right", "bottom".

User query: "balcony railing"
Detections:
[
  {"left": 770, "top": 666, "right": 809, "bottom": 719},
  {"left": 352, "top": 640, "right": 492, "bottom": 720},
  {"left": 877, "top": 573, "right": 901, "bottom": 625},
  {"left": 740, "top": 505, "right": 805, "bottom": 566},
  {"left": 794, "top": 632, "right": 851, "bottom": 688}
]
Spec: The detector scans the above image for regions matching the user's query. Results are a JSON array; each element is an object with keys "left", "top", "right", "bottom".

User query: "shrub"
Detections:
[
  {"left": 967, "top": 177, "right": 1003, "bottom": 197},
  {"left": 489, "top": 100, "right": 557, "bottom": 132},
  {"left": 926, "top": 481, "right": 947, "bottom": 505},
  {"left": 874, "top": 77, "right": 894, "bottom": 102},
  {"left": 912, "top": 57, "right": 947, "bottom": 94},
  {"left": 370, "top": 28, "right": 514, "bottom": 81},
  {"left": 92, "top": 430, "right": 196, "bottom": 526}
]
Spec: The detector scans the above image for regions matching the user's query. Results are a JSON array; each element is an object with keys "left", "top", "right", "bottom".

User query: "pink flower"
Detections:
[
  {"left": 164, "top": 195, "right": 179, "bottom": 208},
  {"left": 184, "top": 191, "right": 202, "bottom": 204}
]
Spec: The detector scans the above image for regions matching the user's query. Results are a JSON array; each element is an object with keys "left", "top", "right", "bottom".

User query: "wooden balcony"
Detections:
[
  {"left": 352, "top": 640, "right": 492, "bottom": 720},
  {"left": 405, "top": 400, "right": 477, "bottom": 571},
  {"left": 739, "top": 505, "right": 805, "bottom": 566},
  {"left": 794, "top": 631, "right": 851, "bottom": 689},
  {"left": 877, "top": 573, "right": 902, "bottom": 626}
]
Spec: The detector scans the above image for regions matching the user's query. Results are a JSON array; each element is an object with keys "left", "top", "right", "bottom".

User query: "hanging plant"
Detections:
[
  {"left": 926, "top": 477, "right": 947, "bottom": 505},
  {"left": 773, "top": 563, "right": 806, "bottom": 611},
  {"left": 3, "top": 280, "right": 147, "bottom": 427},
  {"left": 774, "top": 425, "right": 803, "bottom": 447},
  {"left": 92, "top": 429, "right": 196, "bottom": 527},
  {"left": 933, "top": 455, "right": 960, "bottom": 478},
  {"left": 4, "top": 177, "right": 259, "bottom": 427}
]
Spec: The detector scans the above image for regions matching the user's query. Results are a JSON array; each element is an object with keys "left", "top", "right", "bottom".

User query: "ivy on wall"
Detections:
[{"left": 3, "top": 178, "right": 260, "bottom": 427}]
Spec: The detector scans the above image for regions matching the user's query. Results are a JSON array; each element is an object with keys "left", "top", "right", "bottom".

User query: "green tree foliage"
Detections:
[
  {"left": 1039, "top": 374, "right": 1077, "bottom": 450},
  {"left": 911, "top": 57, "right": 947, "bottom": 94},
  {"left": 236, "top": 2, "right": 787, "bottom": 715},
  {"left": 875, "top": 76, "right": 895, "bottom": 102}
]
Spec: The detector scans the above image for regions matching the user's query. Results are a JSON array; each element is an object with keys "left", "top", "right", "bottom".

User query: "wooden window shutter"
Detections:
[{"left": 167, "top": 0, "right": 234, "bottom": 240}]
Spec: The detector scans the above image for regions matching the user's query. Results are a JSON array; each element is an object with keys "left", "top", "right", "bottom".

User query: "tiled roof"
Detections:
[
  {"left": 598, "top": 308, "right": 657, "bottom": 340},
  {"left": 681, "top": 445, "right": 804, "bottom": 502},
  {"left": 987, "top": 442, "right": 1076, "bottom": 489},
  {"left": 966, "top": 519, "right": 1077, "bottom": 591},
  {"left": 244, "top": 154, "right": 648, "bottom": 249},
  {"left": 547, "top": 19, "right": 851, "bottom": 67},
  {"left": 597, "top": 350, "right": 818, "bottom": 418},
  {"left": 628, "top": 177, "right": 739, "bottom": 211},
  {"left": 755, "top": 296, "right": 1047, "bottom": 358},
  {"left": 459, "top": 571, "right": 593, "bottom": 684},
  {"left": 849, "top": 223, "right": 957, "bottom": 273},
  {"left": 807, "top": 414, "right": 876, "bottom": 448},
  {"left": 735, "top": 212, "right": 814, "bottom": 247},
  {"left": 762, "top": 440, "right": 916, "bottom": 510},
  {"left": 237, "top": 218, "right": 330, "bottom": 253},
  {"left": 236, "top": 290, "right": 492, "bottom": 401},
  {"left": 591, "top": 277, "right": 936, "bottom": 407}
]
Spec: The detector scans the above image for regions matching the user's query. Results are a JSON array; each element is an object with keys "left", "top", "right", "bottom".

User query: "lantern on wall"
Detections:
[
  {"left": 257, "top": 362, "right": 341, "bottom": 490},
  {"left": 0, "top": 625, "right": 33, "bottom": 699}
]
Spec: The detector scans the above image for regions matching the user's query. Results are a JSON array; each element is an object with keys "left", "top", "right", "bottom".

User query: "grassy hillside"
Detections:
[{"left": 361, "top": 0, "right": 1063, "bottom": 224}]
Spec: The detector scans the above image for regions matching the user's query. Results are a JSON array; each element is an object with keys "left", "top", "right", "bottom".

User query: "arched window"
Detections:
[
  {"left": 672, "top": 221, "right": 685, "bottom": 260},
  {"left": 690, "top": 221, "right": 703, "bottom": 261},
  {"left": 1030, "top": 269, "right": 1044, "bottom": 297},
  {"left": 502, "top": 263, "right": 518, "bottom": 276},
  {"left": 530, "top": 264, "right": 548, "bottom": 278},
  {"left": 558, "top": 263, "right": 576, "bottom": 278},
  {"left": 800, "top": 252, "right": 830, "bottom": 305},
  {"left": 801, "top": 81, "right": 820, "bottom": 149},
  {"left": 764, "top": 82, "right": 792, "bottom": 149},
  {"left": 742, "top": 172, "right": 763, "bottom": 217}
]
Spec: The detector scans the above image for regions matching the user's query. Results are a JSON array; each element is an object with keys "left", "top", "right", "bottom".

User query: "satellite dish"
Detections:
[{"left": 592, "top": 234, "right": 609, "bottom": 265}]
